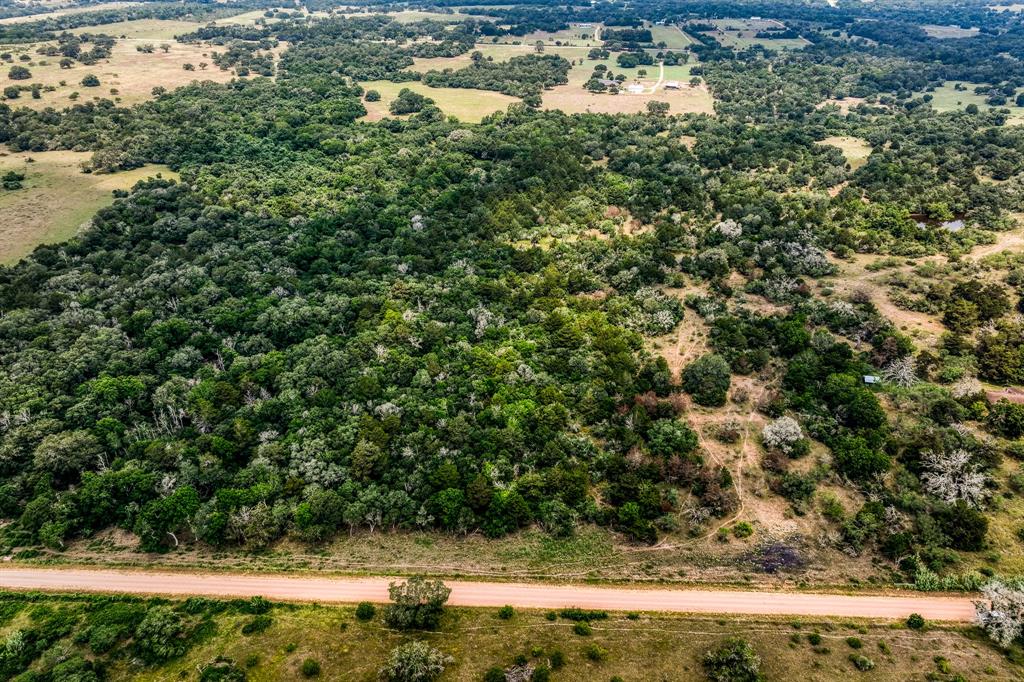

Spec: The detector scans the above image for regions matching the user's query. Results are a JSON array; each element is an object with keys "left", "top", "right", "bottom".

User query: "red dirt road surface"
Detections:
[{"left": 0, "top": 568, "right": 978, "bottom": 621}]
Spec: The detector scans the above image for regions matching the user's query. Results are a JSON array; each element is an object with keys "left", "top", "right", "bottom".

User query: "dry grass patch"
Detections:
[
  {"left": 542, "top": 82, "right": 714, "bottom": 115},
  {"left": 0, "top": 39, "right": 236, "bottom": 109},
  {"left": 70, "top": 18, "right": 206, "bottom": 39},
  {"left": 818, "top": 135, "right": 873, "bottom": 169},
  {"left": 0, "top": 2, "right": 141, "bottom": 25},
  {"left": 0, "top": 148, "right": 176, "bottom": 264}
]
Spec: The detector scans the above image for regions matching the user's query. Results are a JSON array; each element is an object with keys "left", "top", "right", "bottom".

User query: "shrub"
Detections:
[
  {"left": 531, "top": 665, "right": 550, "bottom": 681},
  {"left": 241, "top": 614, "right": 272, "bottom": 635},
  {"left": 702, "top": 638, "right": 764, "bottom": 682},
  {"left": 906, "top": 613, "right": 925, "bottom": 630},
  {"left": 301, "top": 658, "right": 321, "bottom": 677},
  {"left": 584, "top": 643, "right": 608, "bottom": 661},
  {"left": 559, "top": 608, "right": 607, "bottom": 621},
  {"left": 365, "top": 89, "right": 381, "bottom": 102},
  {"left": 8, "top": 65, "right": 30, "bottom": 80},
  {"left": 199, "top": 656, "right": 247, "bottom": 682},
  {"left": 549, "top": 649, "right": 565, "bottom": 669},
  {"left": 379, "top": 641, "right": 452, "bottom": 682},
  {"left": 807, "top": 632, "right": 822, "bottom": 645},
  {"left": 355, "top": 602, "right": 376, "bottom": 621},
  {"left": 483, "top": 667, "right": 505, "bottom": 682},
  {"left": 573, "top": 621, "right": 592, "bottom": 636},
  {"left": 846, "top": 636, "right": 862, "bottom": 649},
  {"left": 732, "top": 522, "right": 754, "bottom": 538},
  {"left": 81, "top": 74, "right": 100, "bottom": 87},
  {"left": 497, "top": 605, "right": 514, "bottom": 620},
  {"left": 849, "top": 654, "right": 875, "bottom": 671},
  {"left": 133, "top": 606, "right": 188, "bottom": 664}
]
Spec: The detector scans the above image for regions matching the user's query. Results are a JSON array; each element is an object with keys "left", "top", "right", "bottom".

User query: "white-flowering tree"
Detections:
[
  {"left": 921, "top": 449, "right": 988, "bottom": 507},
  {"left": 882, "top": 355, "right": 918, "bottom": 387},
  {"left": 976, "top": 581, "right": 1024, "bottom": 647},
  {"left": 762, "top": 416, "right": 803, "bottom": 455}
]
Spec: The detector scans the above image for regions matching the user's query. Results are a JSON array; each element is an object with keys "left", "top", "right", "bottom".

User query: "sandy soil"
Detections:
[{"left": 0, "top": 567, "right": 978, "bottom": 620}]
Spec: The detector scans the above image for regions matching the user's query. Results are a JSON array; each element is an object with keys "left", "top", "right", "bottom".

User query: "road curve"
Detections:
[{"left": 0, "top": 567, "right": 978, "bottom": 621}]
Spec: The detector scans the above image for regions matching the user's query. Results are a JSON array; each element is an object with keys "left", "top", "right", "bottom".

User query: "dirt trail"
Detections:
[{"left": 0, "top": 567, "right": 977, "bottom": 621}]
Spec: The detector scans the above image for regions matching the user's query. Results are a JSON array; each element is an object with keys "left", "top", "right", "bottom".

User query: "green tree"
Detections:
[
  {"left": 383, "top": 577, "right": 451, "bottom": 630},
  {"left": 683, "top": 354, "right": 732, "bottom": 407}
]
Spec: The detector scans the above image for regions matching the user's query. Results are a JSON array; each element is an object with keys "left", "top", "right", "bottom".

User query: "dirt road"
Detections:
[{"left": 0, "top": 568, "right": 977, "bottom": 621}]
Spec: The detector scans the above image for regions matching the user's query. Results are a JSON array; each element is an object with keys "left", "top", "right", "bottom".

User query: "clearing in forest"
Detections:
[
  {"left": 817, "top": 135, "right": 873, "bottom": 169},
  {"left": 359, "top": 80, "right": 519, "bottom": 123},
  {"left": 70, "top": 18, "right": 207, "bottom": 39},
  {"left": 0, "top": 39, "right": 237, "bottom": 110},
  {"left": 0, "top": 2, "right": 141, "bottom": 25},
  {"left": 922, "top": 24, "right": 980, "bottom": 38},
  {"left": 0, "top": 149, "right": 176, "bottom": 264}
]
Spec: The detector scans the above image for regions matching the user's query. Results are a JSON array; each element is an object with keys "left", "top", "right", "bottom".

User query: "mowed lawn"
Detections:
[
  {"left": 0, "top": 149, "right": 177, "bottom": 264},
  {"left": 0, "top": 39, "right": 237, "bottom": 110},
  {"left": 359, "top": 80, "right": 519, "bottom": 122}
]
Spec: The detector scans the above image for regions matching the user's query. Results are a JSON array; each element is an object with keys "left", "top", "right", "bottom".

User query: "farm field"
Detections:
[
  {"left": 344, "top": 9, "right": 486, "bottom": 23},
  {"left": 2, "top": 594, "right": 1004, "bottom": 682},
  {"left": 648, "top": 22, "right": 694, "bottom": 48},
  {"left": 493, "top": 23, "right": 602, "bottom": 46},
  {"left": 0, "top": 148, "right": 176, "bottom": 264},
  {"left": 359, "top": 80, "right": 519, "bottom": 122},
  {"left": 412, "top": 43, "right": 592, "bottom": 72},
  {"left": 694, "top": 17, "right": 809, "bottom": 50},
  {"left": 0, "top": 38, "right": 236, "bottom": 109}
]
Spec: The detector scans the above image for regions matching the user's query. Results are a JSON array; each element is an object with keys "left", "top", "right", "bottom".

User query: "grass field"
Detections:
[
  {"left": 67, "top": 600, "right": 1004, "bottom": 681},
  {"left": 495, "top": 24, "right": 602, "bottom": 47},
  {"left": 343, "top": 9, "right": 487, "bottom": 24},
  {"left": 648, "top": 23, "right": 694, "bottom": 48},
  {"left": 0, "top": 149, "right": 176, "bottom": 264},
  {"left": 818, "top": 136, "right": 873, "bottom": 169},
  {"left": 0, "top": 39, "right": 236, "bottom": 109},
  {"left": 921, "top": 81, "right": 1024, "bottom": 124},
  {"left": 922, "top": 24, "right": 980, "bottom": 38},
  {"left": 359, "top": 80, "right": 519, "bottom": 123},
  {"left": 0, "top": 1, "right": 141, "bottom": 25},
  {"left": 70, "top": 17, "right": 206, "bottom": 39},
  {"left": 693, "top": 17, "right": 808, "bottom": 51}
]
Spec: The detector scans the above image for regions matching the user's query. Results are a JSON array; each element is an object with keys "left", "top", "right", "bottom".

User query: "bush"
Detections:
[
  {"left": 732, "top": 522, "right": 754, "bottom": 538},
  {"left": 379, "top": 641, "right": 452, "bottom": 682},
  {"left": 497, "top": 605, "right": 514, "bottom": 620},
  {"left": 848, "top": 654, "right": 875, "bottom": 671},
  {"left": 531, "top": 665, "right": 550, "bottom": 681},
  {"left": 365, "top": 89, "right": 381, "bottom": 102},
  {"left": 584, "top": 643, "right": 608, "bottom": 661},
  {"left": 549, "top": 649, "right": 565, "bottom": 669},
  {"left": 355, "top": 602, "right": 376, "bottom": 621},
  {"left": 483, "top": 667, "right": 505, "bottom": 682},
  {"left": 846, "top": 636, "right": 862, "bottom": 649},
  {"left": 8, "top": 65, "right": 30, "bottom": 80},
  {"left": 702, "top": 638, "right": 764, "bottom": 682},
  {"left": 559, "top": 608, "right": 607, "bottom": 621},
  {"left": 573, "top": 621, "right": 592, "bottom": 636},
  {"left": 683, "top": 354, "right": 732, "bottom": 407},
  {"left": 807, "top": 632, "right": 822, "bottom": 645},
  {"left": 241, "top": 614, "right": 272, "bottom": 635},
  {"left": 81, "top": 74, "right": 100, "bottom": 87},
  {"left": 301, "top": 658, "right": 321, "bottom": 677},
  {"left": 906, "top": 613, "right": 925, "bottom": 630}
]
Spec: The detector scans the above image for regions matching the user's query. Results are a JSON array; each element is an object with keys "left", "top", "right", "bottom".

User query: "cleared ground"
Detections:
[
  {"left": 0, "top": 38, "right": 236, "bottom": 109},
  {"left": 0, "top": 148, "right": 176, "bottom": 264},
  {"left": 494, "top": 24, "right": 601, "bottom": 47},
  {"left": 648, "top": 22, "right": 694, "bottom": 48},
  {"left": 694, "top": 17, "right": 809, "bottom": 50},
  {"left": 359, "top": 80, "right": 519, "bottom": 123},
  {"left": 922, "top": 24, "right": 980, "bottom": 38}
]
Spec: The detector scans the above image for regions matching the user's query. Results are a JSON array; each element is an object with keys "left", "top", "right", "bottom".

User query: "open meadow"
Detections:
[
  {"left": 0, "top": 38, "right": 236, "bottom": 109},
  {"left": 0, "top": 148, "right": 176, "bottom": 264},
  {"left": 359, "top": 80, "right": 519, "bottom": 122}
]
